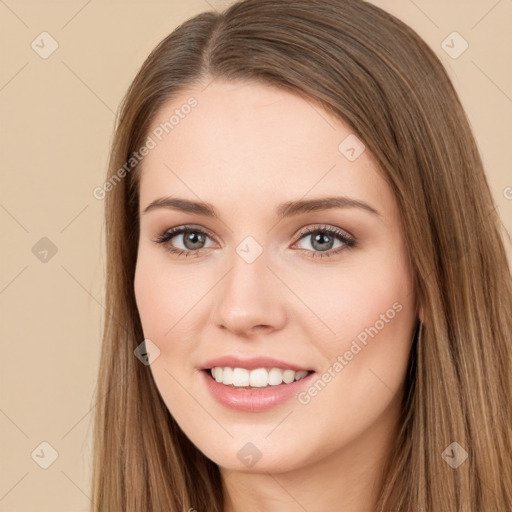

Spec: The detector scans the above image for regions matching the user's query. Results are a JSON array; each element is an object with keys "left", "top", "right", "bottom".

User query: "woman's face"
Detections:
[{"left": 134, "top": 79, "right": 418, "bottom": 473}]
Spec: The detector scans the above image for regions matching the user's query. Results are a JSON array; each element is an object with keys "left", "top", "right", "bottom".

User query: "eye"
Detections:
[
  {"left": 153, "top": 224, "right": 356, "bottom": 259},
  {"left": 153, "top": 225, "right": 215, "bottom": 258},
  {"left": 292, "top": 224, "right": 356, "bottom": 259}
]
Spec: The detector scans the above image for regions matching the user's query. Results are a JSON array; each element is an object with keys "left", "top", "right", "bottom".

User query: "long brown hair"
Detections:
[{"left": 91, "top": 0, "right": 512, "bottom": 510}]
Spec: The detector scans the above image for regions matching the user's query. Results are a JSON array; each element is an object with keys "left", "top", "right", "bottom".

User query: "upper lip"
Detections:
[{"left": 200, "top": 355, "right": 313, "bottom": 372}]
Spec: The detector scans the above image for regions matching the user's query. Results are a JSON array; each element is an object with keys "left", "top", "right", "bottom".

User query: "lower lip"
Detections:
[{"left": 201, "top": 370, "right": 315, "bottom": 412}]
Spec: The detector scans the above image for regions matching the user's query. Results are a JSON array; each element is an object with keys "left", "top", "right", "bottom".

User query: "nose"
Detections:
[{"left": 212, "top": 249, "right": 287, "bottom": 337}]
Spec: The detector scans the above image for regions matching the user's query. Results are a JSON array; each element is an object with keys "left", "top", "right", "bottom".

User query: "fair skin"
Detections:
[{"left": 134, "top": 79, "right": 419, "bottom": 512}]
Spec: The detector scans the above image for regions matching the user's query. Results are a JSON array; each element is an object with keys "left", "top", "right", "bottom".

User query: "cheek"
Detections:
[
  {"left": 133, "top": 256, "right": 195, "bottom": 411},
  {"left": 134, "top": 262, "right": 166, "bottom": 338},
  {"left": 295, "top": 249, "right": 413, "bottom": 342},
  {"left": 133, "top": 251, "right": 206, "bottom": 379},
  {"left": 134, "top": 250, "right": 192, "bottom": 339},
  {"left": 299, "top": 244, "right": 415, "bottom": 391}
]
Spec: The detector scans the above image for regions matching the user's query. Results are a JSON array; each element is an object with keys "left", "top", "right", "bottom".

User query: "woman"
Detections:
[{"left": 91, "top": 0, "right": 512, "bottom": 510}]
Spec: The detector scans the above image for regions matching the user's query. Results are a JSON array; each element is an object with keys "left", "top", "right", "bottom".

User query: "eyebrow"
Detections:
[{"left": 141, "top": 196, "right": 380, "bottom": 219}]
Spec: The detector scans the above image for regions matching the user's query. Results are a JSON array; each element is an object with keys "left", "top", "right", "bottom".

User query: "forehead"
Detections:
[{"left": 138, "top": 79, "right": 390, "bottom": 218}]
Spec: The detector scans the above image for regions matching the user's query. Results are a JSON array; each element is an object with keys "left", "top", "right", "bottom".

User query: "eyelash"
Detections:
[{"left": 153, "top": 224, "right": 356, "bottom": 260}]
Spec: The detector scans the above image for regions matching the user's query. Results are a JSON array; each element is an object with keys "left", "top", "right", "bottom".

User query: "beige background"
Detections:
[{"left": 1, "top": 0, "right": 511, "bottom": 510}]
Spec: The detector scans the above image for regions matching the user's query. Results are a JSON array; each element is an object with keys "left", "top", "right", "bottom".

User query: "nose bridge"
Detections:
[{"left": 212, "top": 241, "right": 286, "bottom": 335}]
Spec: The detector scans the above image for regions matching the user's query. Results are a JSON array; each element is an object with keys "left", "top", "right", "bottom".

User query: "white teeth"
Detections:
[
  {"left": 268, "top": 368, "right": 283, "bottom": 385},
  {"left": 213, "top": 367, "right": 222, "bottom": 382},
  {"left": 222, "top": 367, "right": 233, "bottom": 385},
  {"left": 249, "top": 368, "right": 268, "bottom": 387},
  {"left": 232, "top": 368, "right": 249, "bottom": 387},
  {"left": 282, "top": 369, "right": 296, "bottom": 384},
  {"left": 209, "top": 367, "right": 311, "bottom": 388}
]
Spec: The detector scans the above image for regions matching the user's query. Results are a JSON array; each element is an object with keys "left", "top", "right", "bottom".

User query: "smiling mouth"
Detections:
[{"left": 205, "top": 367, "right": 314, "bottom": 389}]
